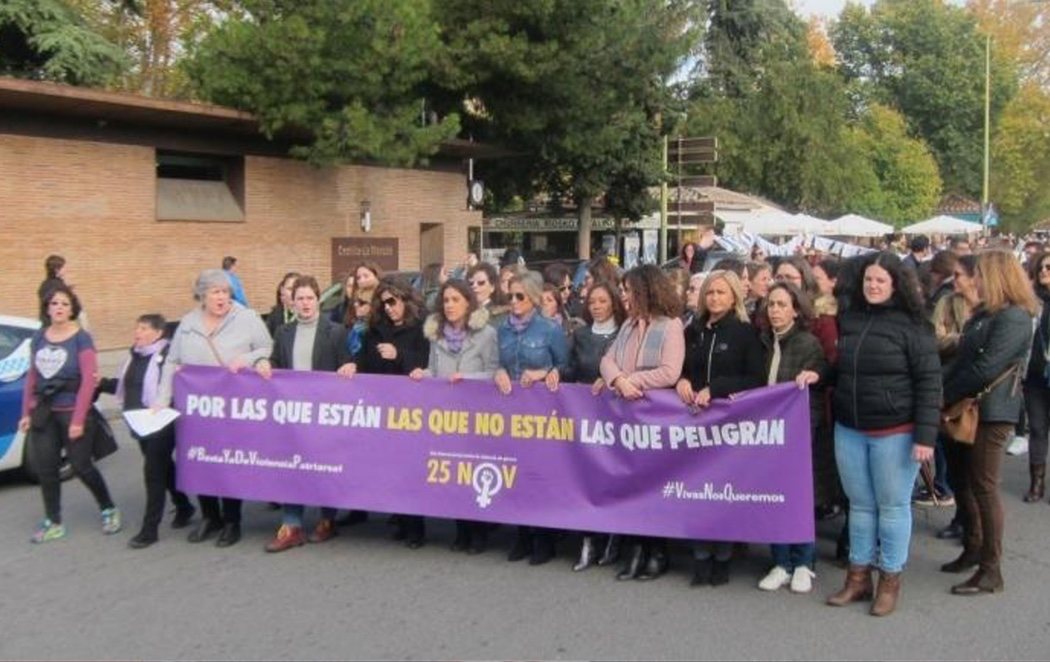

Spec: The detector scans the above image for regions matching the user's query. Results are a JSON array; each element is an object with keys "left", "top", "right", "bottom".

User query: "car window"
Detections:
[{"left": 0, "top": 325, "right": 33, "bottom": 361}]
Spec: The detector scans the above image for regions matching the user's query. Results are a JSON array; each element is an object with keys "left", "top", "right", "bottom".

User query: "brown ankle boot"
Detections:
[
  {"left": 940, "top": 548, "right": 980, "bottom": 573},
  {"left": 826, "top": 564, "right": 873, "bottom": 606},
  {"left": 870, "top": 570, "right": 901, "bottom": 617},
  {"left": 1023, "top": 463, "right": 1045, "bottom": 503},
  {"left": 951, "top": 566, "right": 1004, "bottom": 595}
]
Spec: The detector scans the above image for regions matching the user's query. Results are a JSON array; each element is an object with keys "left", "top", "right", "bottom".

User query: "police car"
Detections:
[{"left": 0, "top": 314, "right": 43, "bottom": 479}]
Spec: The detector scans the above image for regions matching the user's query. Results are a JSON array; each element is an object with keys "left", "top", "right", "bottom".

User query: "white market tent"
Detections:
[
  {"left": 718, "top": 209, "right": 828, "bottom": 236},
  {"left": 824, "top": 213, "right": 894, "bottom": 237},
  {"left": 901, "top": 215, "right": 984, "bottom": 235}
]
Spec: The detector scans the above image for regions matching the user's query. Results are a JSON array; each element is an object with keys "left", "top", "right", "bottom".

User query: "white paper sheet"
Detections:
[{"left": 122, "top": 408, "right": 179, "bottom": 437}]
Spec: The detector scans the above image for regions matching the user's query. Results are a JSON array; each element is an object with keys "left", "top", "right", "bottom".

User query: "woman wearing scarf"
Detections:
[
  {"left": 411, "top": 280, "right": 500, "bottom": 553},
  {"left": 565, "top": 280, "right": 626, "bottom": 571},
  {"left": 600, "top": 265, "right": 685, "bottom": 581},
  {"left": 495, "top": 271, "right": 569, "bottom": 565}
]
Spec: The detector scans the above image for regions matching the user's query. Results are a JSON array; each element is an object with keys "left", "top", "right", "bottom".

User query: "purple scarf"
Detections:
[
  {"left": 443, "top": 323, "right": 468, "bottom": 354},
  {"left": 116, "top": 338, "right": 168, "bottom": 408},
  {"left": 508, "top": 310, "right": 536, "bottom": 333}
]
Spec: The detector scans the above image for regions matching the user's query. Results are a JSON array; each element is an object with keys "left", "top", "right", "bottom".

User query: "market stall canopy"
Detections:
[
  {"left": 824, "top": 214, "right": 894, "bottom": 237},
  {"left": 901, "top": 215, "right": 984, "bottom": 235},
  {"left": 717, "top": 209, "right": 827, "bottom": 236}
]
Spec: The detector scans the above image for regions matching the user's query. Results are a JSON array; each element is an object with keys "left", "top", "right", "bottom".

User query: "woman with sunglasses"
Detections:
[
  {"left": 467, "top": 263, "right": 509, "bottom": 328},
  {"left": 1022, "top": 252, "right": 1050, "bottom": 504},
  {"left": 411, "top": 279, "right": 500, "bottom": 553},
  {"left": 495, "top": 271, "right": 569, "bottom": 566},
  {"left": 356, "top": 277, "right": 431, "bottom": 547},
  {"left": 601, "top": 265, "right": 686, "bottom": 581}
]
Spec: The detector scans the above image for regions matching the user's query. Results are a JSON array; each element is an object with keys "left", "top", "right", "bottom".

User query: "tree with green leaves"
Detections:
[
  {"left": 434, "top": 0, "right": 702, "bottom": 258},
  {"left": 185, "top": 0, "right": 459, "bottom": 166},
  {"left": 0, "top": 0, "right": 128, "bottom": 85},
  {"left": 991, "top": 84, "right": 1050, "bottom": 229},
  {"left": 831, "top": 0, "right": 1017, "bottom": 198}
]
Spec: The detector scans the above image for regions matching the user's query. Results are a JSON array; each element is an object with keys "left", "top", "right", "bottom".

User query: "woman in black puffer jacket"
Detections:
[{"left": 826, "top": 252, "right": 940, "bottom": 618}]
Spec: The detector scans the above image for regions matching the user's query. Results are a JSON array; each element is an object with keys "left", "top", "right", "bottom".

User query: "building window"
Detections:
[{"left": 155, "top": 150, "right": 245, "bottom": 222}]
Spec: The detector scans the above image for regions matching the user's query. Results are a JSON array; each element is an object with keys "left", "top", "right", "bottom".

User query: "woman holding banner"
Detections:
[
  {"left": 256, "top": 275, "right": 355, "bottom": 552},
  {"left": 158, "top": 269, "right": 273, "bottom": 548},
  {"left": 676, "top": 270, "right": 764, "bottom": 587},
  {"left": 358, "top": 276, "right": 430, "bottom": 548},
  {"left": 565, "top": 280, "right": 626, "bottom": 571},
  {"left": 411, "top": 280, "right": 500, "bottom": 554},
  {"left": 600, "top": 265, "right": 685, "bottom": 581},
  {"left": 495, "top": 271, "right": 569, "bottom": 566},
  {"left": 826, "top": 252, "right": 939, "bottom": 617},
  {"left": 756, "top": 282, "right": 827, "bottom": 595}
]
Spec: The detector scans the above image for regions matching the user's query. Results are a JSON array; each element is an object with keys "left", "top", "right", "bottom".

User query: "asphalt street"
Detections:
[{"left": 1, "top": 423, "right": 1048, "bottom": 661}]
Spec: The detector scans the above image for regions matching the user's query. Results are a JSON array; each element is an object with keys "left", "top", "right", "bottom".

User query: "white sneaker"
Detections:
[
  {"left": 758, "top": 565, "right": 791, "bottom": 591},
  {"left": 1006, "top": 436, "right": 1029, "bottom": 456},
  {"left": 790, "top": 566, "right": 816, "bottom": 594}
]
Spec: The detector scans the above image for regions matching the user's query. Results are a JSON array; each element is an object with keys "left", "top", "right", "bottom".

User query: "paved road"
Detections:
[{"left": 2, "top": 425, "right": 1049, "bottom": 661}]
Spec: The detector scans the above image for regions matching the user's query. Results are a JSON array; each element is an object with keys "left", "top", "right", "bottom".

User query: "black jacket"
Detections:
[
  {"left": 563, "top": 323, "right": 619, "bottom": 385},
  {"left": 359, "top": 318, "right": 430, "bottom": 376},
  {"left": 761, "top": 325, "right": 828, "bottom": 426},
  {"left": 682, "top": 315, "right": 765, "bottom": 398},
  {"left": 1024, "top": 289, "right": 1050, "bottom": 388},
  {"left": 833, "top": 305, "right": 942, "bottom": 446},
  {"left": 270, "top": 317, "right": 350, "bottom": 373},
  {"left": 944, "top": 305, "right": 1033, "bottom": 424}
]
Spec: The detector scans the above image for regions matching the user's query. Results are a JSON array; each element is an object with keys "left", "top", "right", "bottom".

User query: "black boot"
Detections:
[
  {"left": 573, "top": 536, "right": 597, "bottom": 572},
  {"left": 451, "top": 521, "right": 470, "bottom": 552},
  {"left": 637, "top": 541, "right": 669, "bottom": 581},
  {"left": 467, "top": 525, "right": 488, "bottom": 555},
  {"left": 710, "top": 559, "right": 731, "bottom": 586},
  {"left": 507, "top": 528, "right": 531, "bottom": 562},
  {"left": 529, "top": 533, "right": 555, "bottom": 566},
  {"left": 187, "top": 518, "right": 222, "bottom": 543},
  {"left": 1024, "top": 463, "right": 1046, "bottom": 503},
  {"left": 128, "top": 527, "right": 158, "bottom": 549},
  {"left": 835, "top": 519, "right": 850, "bottom": 567},
  {"left": 690, "top": 558, "right": 712, "bottom": 586},
  {"left": 597, "top": 534, "right": 621, "bottom": 566},
  {"left": 617, "top": 543, "right": 647, "bottom": 581},
  {"left": 171, "top": 505, "right": 195, "bottom": 530}
]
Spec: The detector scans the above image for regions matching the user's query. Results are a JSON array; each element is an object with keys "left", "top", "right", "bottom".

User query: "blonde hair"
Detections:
[
  {"left": 696, "top": 270, "right": 749, "bottom": 323},
  {"left": 977, "top": 250, "right": 1038, "bottom": 316}
]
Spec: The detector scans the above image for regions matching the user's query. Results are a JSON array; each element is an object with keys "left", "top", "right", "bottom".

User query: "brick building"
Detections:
[{"left": 0, "top": 78, "right": 488, "bottom": 349}]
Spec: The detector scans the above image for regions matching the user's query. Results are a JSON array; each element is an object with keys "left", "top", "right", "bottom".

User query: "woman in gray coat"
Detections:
[{"left": 410, "top": 279, "right": 499, "bottom": 552}]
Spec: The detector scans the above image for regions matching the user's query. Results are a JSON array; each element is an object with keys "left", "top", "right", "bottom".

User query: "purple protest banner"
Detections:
[{"left": 174, "top": 366, "right": 814, "bottom": 543}]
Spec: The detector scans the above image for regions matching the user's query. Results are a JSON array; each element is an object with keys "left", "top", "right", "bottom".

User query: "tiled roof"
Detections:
[{"left": 936, "top": 193, "right": 982, "bottom": 214}]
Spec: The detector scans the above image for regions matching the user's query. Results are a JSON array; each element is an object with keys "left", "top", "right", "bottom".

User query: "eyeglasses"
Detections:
[
  {"left": 381, "top": 297, "right": 400, "bottom": 308},
  {"left": 470, "top": 279, "right": 489, "bottom": 287},
  {"left": 354, "top": 299, "right": 370, "bottom": 306},
  {"left": 558, "top": 285, "right": 572, "bottom": 293},
  {"left": 510, "top": 292, "right": 527, "bottom": 302}
]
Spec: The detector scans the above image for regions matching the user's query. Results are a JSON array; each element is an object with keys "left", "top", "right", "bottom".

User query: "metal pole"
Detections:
[
  {"left": 982, "top": 32, "right": 990, "bottom": 227},
  {"left": 660, "top": 134, "right": 668, "bottom": 263}
]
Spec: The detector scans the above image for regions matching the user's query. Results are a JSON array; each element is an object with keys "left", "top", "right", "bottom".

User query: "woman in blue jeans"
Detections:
[{"left": 826, "top": 252, "right": 941, "bottom": 617}]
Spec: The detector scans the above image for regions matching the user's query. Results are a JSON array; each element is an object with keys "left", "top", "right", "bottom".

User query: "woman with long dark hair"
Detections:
[{"left": 1021, "top": 251, "right": 1050, "bottom": 504}]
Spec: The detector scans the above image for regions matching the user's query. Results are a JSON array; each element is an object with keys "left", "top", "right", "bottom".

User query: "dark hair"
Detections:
[
  {"left": 816, "top": 257, "right": 840, "bottom": 281},
  {"left": 909, "top": 235, "right": 930, "bottom": 253},
  {"left": 948, "top": 236, "right": 970, "bottom": 249},
  {"left": 775, "top": 256, "right": 819, "bottom": 300},
  {"left": 747, "top": 260, "right": 771, "bottom": 278},
  {"left": 421, "top": 263, "right": 444, "bottom": 290},
  {"left": 467, "top": 263, "right": 505, "bottom": 305},
  {"left": 587, "top": 256, "right": 620, "bottom": 286},
  {"left": 137, "top": 313, "right": 166, "bottom": 331},
  {"left": 291, "top": 275, "right": 320, "bottom": 299},
  {"left": 275, "top": 271, "right": 301, "bottom": 307},
  {"left": 680, "top": 242, "right": 698, "bottom": 263},
  {"left": 542, "top": 262, "right": 572, "bottom": 287},
  {"left": 222, "top": 256, "right": 237, "bottom": 270},
  {"left": 958, "top": 254, "right": 978, "bottom": 278},
  {"left": 370, "top": 276, "right": 424, "bottom": 327},
  {"left": 765, "top": 282, "right": 813, "bottom": 330},
  {"left": 432, "top": 279, "right": 479, "bottom": 329},
  {"left": 713, "top": 257, "right": 747, "bottom": 279},
  {"left": 850, "top": 251, "right": 927, "bottom": 323},
  {"left": 500, "top": 247, "right": 522, "bottom": 267},
  {"left": 623, "top": 264, "right": 682, "bottom": 319},
  {"left": 44, "top": 284, "right": 82, "bottom": 323},
  {"left": 541, "top": 282, "right": 567, "bottom": 319},
  {"left": 44, "top": 254, "right": 66, "bottom": 279},
  {"left": 928, "top": 250, "right": 959, "bottom": 280},
  {"left": 581, "top": 280, "right": 626, "bottom": 326}
]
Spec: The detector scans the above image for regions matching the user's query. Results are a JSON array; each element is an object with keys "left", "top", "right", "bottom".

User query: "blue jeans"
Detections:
[
  {"left": 770, "top": 543, "right": 815, "bottom": 570},
  {"left": 282, "top": 504, "right": 336, "bottom": 527},
  {"left": 834, "top": 423, "right": 921, "bottom": 573}
]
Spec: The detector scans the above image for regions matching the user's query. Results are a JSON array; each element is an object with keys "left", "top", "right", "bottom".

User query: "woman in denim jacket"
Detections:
[{"left": 495, "top": 271, "right": 569, "bottom": 565}]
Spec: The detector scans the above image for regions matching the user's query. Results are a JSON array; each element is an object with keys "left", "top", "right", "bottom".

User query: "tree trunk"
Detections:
[{"left": 577, "top": 203, "right": 592, "bottom": 260}]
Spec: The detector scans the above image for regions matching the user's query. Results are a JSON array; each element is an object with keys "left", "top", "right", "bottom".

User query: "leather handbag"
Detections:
[
  {"left": 940, "top": 364, "right": 1019, "bottom": 445},
  {"left": 86, "top": 406, "right": 119, "bottom": 461}
]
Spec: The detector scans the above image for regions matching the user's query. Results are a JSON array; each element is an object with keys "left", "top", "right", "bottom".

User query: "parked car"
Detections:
[{"left": 0, "top": 315, "right": 40, "bottom": 478}]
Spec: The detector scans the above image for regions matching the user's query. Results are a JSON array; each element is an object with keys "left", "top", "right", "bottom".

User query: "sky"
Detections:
[{"left": 791, "top": 0, "right": 874, "bottom": 19}]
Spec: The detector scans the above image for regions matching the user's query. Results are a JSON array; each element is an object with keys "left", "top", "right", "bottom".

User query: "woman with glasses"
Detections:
[
  {"left": 410, "top": 280, "right": 500, "bottom": 553},
  {"left": 676, "top": 270, "right": 765, "bottom": 587},
  {"left": 467, "top": 263, "right": 509, "bottom": 328},
  {"left": 495, "top": 271, "right": 569, "bottom": 566},
  {"left": 355, "top": 277, "right": 431, "bottom": 548},
  {"left": 601, "top": 265, "right": 686, "bottom": 581},
  {"left": 1022, "top": 252, "right": 1050, "bottom": 504}
]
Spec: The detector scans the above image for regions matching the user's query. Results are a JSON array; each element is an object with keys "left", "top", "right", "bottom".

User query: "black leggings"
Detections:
[
  {"left": 31, "top": 409, "right": 114, "bottom": 524},
  {"left": 135, "top": 426, "right": 192, "bottom": 533}
]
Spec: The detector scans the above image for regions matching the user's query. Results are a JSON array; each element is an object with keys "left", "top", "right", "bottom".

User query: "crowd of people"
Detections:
[{"left": 20, "top": 231, "right": 1050, "bottom": 617}]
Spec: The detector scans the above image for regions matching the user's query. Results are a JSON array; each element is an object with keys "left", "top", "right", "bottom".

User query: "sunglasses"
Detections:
[
  {"left": 381, "top": 297, "right": 400, "bottom": 308},
  {"left": 558, "top": 285, "right": 572, "bottom": 292},
  {"left": 354, "top": 299, "right": 370, "bottom": 306},
  {"left": 470, "top": 279, "right": 489, "bottom": 287},
  {"left": 510, "top": 292, "right": 527, "bottom": 302}
]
